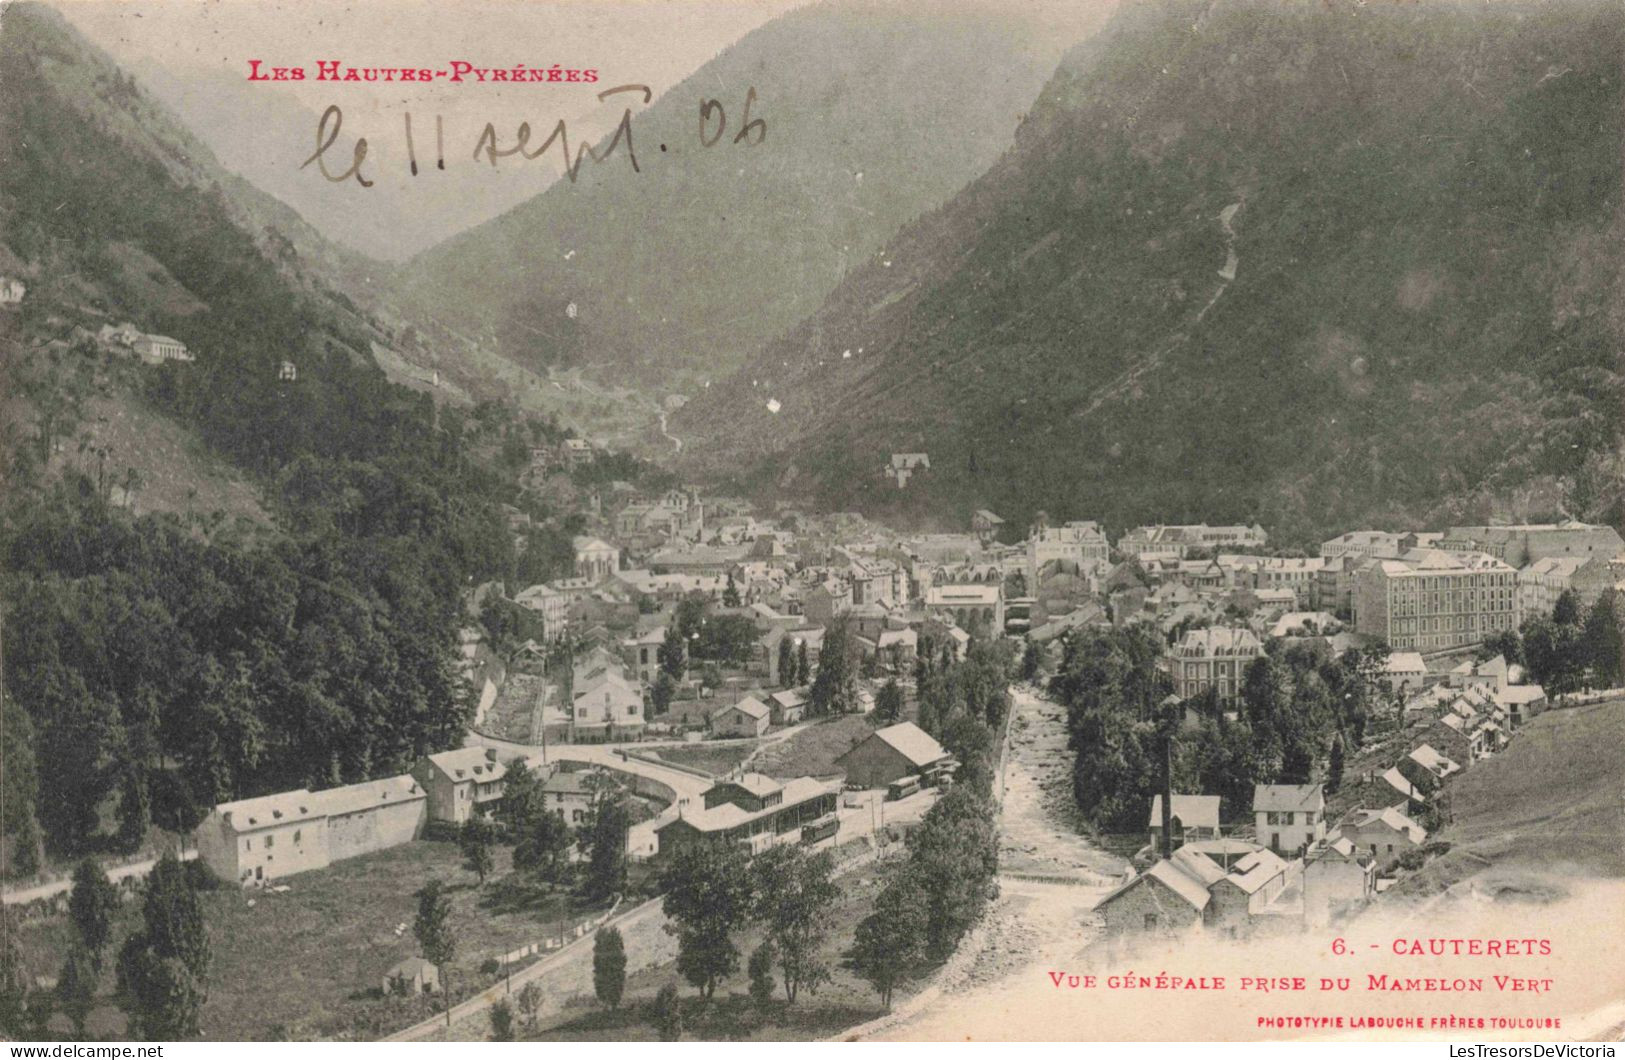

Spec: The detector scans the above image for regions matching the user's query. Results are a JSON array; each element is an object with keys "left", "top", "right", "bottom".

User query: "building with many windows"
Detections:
[
  {"left": 1353, "top": 550, "right": 1519, "bottom": 652},
  {"left": 1166, "top": 626, "right": 1263, "bottom": 704},
  {"left": 1438, "top": 521, "right": 1623, "bottom": 569}
]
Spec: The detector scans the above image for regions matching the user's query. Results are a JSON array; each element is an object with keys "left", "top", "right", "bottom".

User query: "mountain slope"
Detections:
[
  {"left": 390, "top": 0, "right": 1111, "bottom": 386},
  {"left": 673, "top": 0, "right": 1625, "bottom": 542}
]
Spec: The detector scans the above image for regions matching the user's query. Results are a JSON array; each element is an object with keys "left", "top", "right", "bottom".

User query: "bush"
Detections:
[{"left": 183, "top": 859, "right": 223, "bottom": 892}]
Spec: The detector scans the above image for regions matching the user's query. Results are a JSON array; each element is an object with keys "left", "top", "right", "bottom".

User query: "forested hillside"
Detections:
[
  {"left": 0, "top": 3, "right": 515, "bottom": 868},
  {"left": 673, "top": 0, "right": 1625, "bottom": 544}
]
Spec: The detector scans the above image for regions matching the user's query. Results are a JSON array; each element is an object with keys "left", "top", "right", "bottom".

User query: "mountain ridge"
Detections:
[{"left": 671, "top": 0, "right": 1625, "bottom": 544}]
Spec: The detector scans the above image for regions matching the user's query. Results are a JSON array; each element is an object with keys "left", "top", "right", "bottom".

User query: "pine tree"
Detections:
[
  {"left": 795, "top": 642, "right": 810, "bottom": 686},
  {"left": 458, "top": 816, "right": 495, "bottom": 886},
  {"left": 593, "top": 928, "right": 627, "bottom": 1009},
  {"left": 68, "top": 859, "right": 119, "bottom": 970},
  {"left": 116, "top": 769, "right": 152, "bottom": 855},
  {"left": 116, "top": 852, "right": 209, "bottom": 1040},
  {"left": 413, "top": 881, "right": 456, "bottom": 1025},
  {"left": 489, "top": 999, "right": 515, "bottom": 1041},
  {"left": 1327, "top": 732, "right": 1346, "bottom": 795},
  {"left": 653, "top": 983, "right": 683, "bottom": 1040}
]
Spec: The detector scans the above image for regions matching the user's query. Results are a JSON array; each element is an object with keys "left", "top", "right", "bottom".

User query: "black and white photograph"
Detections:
[{"left": 0, "top": 0, "right": 1622, "bottom": 1046}]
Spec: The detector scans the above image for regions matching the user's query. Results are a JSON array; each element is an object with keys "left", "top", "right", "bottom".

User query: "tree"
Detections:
[
  {"left": 513, "top": 806, "right": 574, "bottom": 885},
  {"left": 1327, "top": 731, "right": 1346, "bottom": 795},
  {"left": 1020, "top": 639, "right": 1042, "bottom": 682},
  {"left": 499, "top": 761, "right": 544, "bottom": 834},
  {"left": 722, "top": 573, "right": 741, "bottom": 608},
  {"left": 68, "top": 859, "right": 120, "bottom": 970},
  {"left": 658, "top": 626, "right": 688, "bottom": 681},
  {"left": 580, "top": 796, "right": 630, "bottom": 903},
  {"left": 795, "top": 641, "right": 810, "bottom": 687},
  {"left": 116, "top": 852, "right": 209, "bottom": 1040},
  {"left": 905, "top": 785, "right": 999, "bottom": 960},
  {"left": 593, "top": 927, "right": 627, "bottom": 1009},
  {"left": 489, "top": 999, "right": 515, "bottom": 1041},
  {"left": 750, "top": 846, "right": 838, "bottom": 1002},
  {"left": 809, "top": 617, "right": 860, "bottom": 717},
  {"left": 1553, "top": 589, "right": 1583, "bottom": 627},
  {"left": 747, "top": 942, "right": 777, "bottom": 1006},
  {"left": 874, "top": 679, "right": 904, "bottom": 724},
  {"left": 777, "top": 637, "right": 795, "bottom": 687},
  {"left": 659, "top": 841, "right": 755, "bottom": 998},
  {"left": 1479, "top": 629, "right": 1524, "bottom": 667},
  {"left": 0, "top": 907, "right": 29, "bottom": 1038},
  {"left": 652, "top": 983, "right": 683, "bottom": 1040},
  {"left": 1581, "top": 591, "right": 1623, "bottom": 689},
  {"left": 516, "top": 980, "right": 543, "bottom": 1030},
  {"left": 413, "top": 881, "right": 456, "bottom": 1025},
  {"left": 650, "top": 671, "right": 676, "bottom": 716},
  {"left": 849, "top": 877, "right": 928, "bottom": 1010},
  {"left": 458, "top": 816, "right": 495, "bottom": 886},
  {"left": 57, "top": 947, "right": 97, "bottom": 1038}
]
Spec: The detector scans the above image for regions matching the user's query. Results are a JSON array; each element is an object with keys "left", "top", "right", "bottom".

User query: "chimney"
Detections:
[{"left": 485, "top": 747, "right": 499, "bottom": 762}]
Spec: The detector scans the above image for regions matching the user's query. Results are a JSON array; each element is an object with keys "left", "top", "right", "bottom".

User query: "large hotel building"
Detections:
[{"left": 1354, "top": 550, "right": 1518, "bottom": 652}]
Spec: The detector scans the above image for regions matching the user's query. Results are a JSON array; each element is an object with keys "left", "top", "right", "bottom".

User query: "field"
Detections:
[
  {"left": 748, "top": 715, "right": 880, "bottom": 780},
  {"left": 18, "top": 839, "right": 620, "bottom": 1041},
  {"left": 646, "top": 742, "right": 756, "bottom": 777},
  {"left": 1396, "top": 697, "right": 1625, "bottom": 896},
  {"left": 528, "top": 854, "right": 929, "bottom": 1042}
]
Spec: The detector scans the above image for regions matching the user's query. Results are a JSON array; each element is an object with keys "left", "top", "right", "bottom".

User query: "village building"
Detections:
[
  {"left": 131, "top": 333, "right": 193, "bottom": 364},
  {"left": 1380, "top": 651, "right": 1429, "bottom": 695},
  {"left": 711, "top": 695, "right": 771, "bottom": 738},
  {"left": 1439, "top": 521, "right": 1625, "bottom": 569},
  {"left": 654, "top": 774, "right": 837, "bottom": 856},
  {"left": 1339, "top": 806, "right": 1426, "bottom": 870},
  {"left": 1353, "top": 550, "right": 1519, "bottom": 652},
  {"left": 570, "top": 667, "right": 645, "bottom": 742},
  {"left": 835, "top": 721, "right": 953, "bottom": 788},
  {"left": 572, "top": 536, "right": 620, "bottom": 581},
  {"left": 1301, "top": 836, "right": 1376, "bottom": 927},
  {"left": 411, "top": 748, "right": 514, "bottom": 825},
  {"left": 768, "top": 688, "right": 808, "bottom": 726},
  {"left": 382, "top": 957, "right": 441, "bottom": 996},
  {"left": 195, "top": 775, "right": 428, "bottom": 886},
  {"left": 514, "top": 583, "right": 570, "bottom": 642},
  {"left": 1319, "top": 531, "right": 1407, "bottom": 561},
  {"left": 0, "top": 277, "right": 25, "bottom": 305},
  {"left": 971, "top": 509, "right": 1005, "bottom": 545},
  {"left": 886, "top": 452, "right": 930, "bottom": 488},
  {"left": 1148, "top": 794, "right": 1221, "bottom": 850},
  {"left": 540, "top": 769, "right": 596, "bottom": 825},
  {"left": 924, "top": 582, "right": 1004, "bottom": 633},
  {"left": 1517, "top": 555, "right": 1615, "bottom": 619},
  {"left": 1096, "top": 839, "right": 1299, "bottom": 946},
  {"left": 1166, "top": 626, "right": 1263, "bottom": 703},
  {"left": 1253, "top": 783, "right": 1325, "bottom": 855},
  {"left": 1119, "top": 523, "right": 1268, "bottom": 558}
]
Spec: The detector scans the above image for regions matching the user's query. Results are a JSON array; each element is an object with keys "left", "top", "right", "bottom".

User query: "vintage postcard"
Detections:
[{"left": 1, "top": 0, "right": 1622, "bottom": 1047}]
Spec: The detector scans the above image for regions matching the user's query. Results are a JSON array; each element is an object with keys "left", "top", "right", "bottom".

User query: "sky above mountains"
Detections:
[{"left": 56, "top": 0, "right": 1115, "bottom": 261}]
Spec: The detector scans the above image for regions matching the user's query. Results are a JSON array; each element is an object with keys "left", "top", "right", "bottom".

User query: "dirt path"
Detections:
[{"left": 846, "top": 684, "right": 1127, "bottom": 1041}]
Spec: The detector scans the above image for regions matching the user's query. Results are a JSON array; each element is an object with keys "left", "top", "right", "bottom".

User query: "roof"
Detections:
[
  {"left": 849, "top": 722, "right": 950, "bottom": 768},
  {"left": 715, "top": 696, "right": 771, "bottom": 721},
  {"left": 1145, "top": 859, "right": 1214, "bottom": 910},
  {"left": 1384, "top": 652, "right": 1427, "bottom": 674},
  {"left": 311, "top": 775, "right": 424, "bottom": 817},
  {"left": 423, "top": 747, "right": 510, "bottom": 784},
  {"left": 1174, "top": 626, "right": 1262, "bottom": 656},
  {"left": 1222, "top": 848, "right": 1289, "bottom": 894},
  {"left": 1407, "top": 744, "right": 1460, "bottom": 777},
  {"left": 1149, "top": 794, "right": 1221, "bottom": 831},
  {"left": 1349, "top": 806, "right": 1426, "bottom": 845},
  {"left": 716, "top": 773, "right": 781, "bottom": 798},
  {"left": 1252, "top": 783, "right": 1324, "bottom": 813},
  {"left": 214, "top": 789, "right": 323, "bottom": 831},
  {"left": 573, "top": 536, "right": 616, "bottom": 553},
  {"left": 661, "top": 776, "right": 829, "bottom": 834},
  {"left": 386, "top": 957, "right": 437, "bottom": 977}
]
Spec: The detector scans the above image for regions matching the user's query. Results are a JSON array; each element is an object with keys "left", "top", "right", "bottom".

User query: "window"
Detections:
[
  {"left": 265, "top": 835, "right": 274, "bottom": 849},
  {"left": 1143, "top": 914, "right": 1160, "bottom": 929},
  {"left": 294, "top": 830, "right": 302, "bottom": 844}
]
